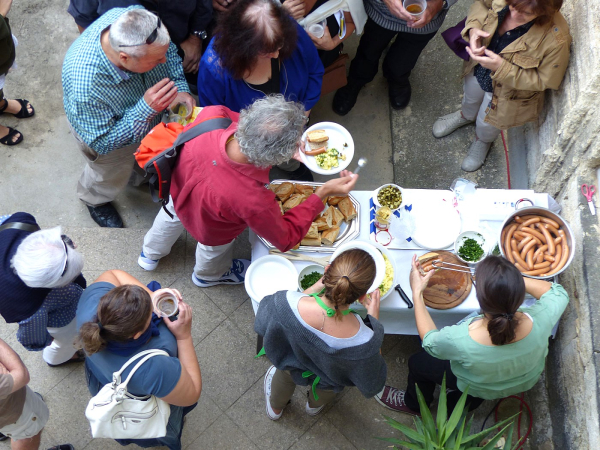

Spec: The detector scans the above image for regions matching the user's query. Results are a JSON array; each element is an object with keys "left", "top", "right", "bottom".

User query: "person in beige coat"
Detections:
[{"left": 432, "top": 0, "right": 571, "bottom": 171}]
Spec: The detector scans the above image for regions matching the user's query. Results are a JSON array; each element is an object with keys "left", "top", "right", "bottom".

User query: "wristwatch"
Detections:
[{"left": 193, "top": 30, "right": 207, "bottom": 40}]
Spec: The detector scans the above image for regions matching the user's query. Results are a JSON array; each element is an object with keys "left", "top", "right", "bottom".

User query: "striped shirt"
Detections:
[
  {"left": 364, "top": 0, "right": 458, "bottom": 34},
  {"left": 62, "top": 6, "right": 189, "bottom": 155}
]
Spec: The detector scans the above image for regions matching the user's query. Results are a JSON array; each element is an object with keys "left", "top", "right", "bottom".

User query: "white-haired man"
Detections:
[
  {"left": 0, "top": 213, "right": 86, "bottom": 367},
  {"left": 138, "top": 95, "right": 358, "bottom": 287},
  {"left": 62, "top": 6, "right": 195, "bottom": 228}
]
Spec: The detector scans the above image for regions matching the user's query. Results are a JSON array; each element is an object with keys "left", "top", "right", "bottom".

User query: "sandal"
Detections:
[
  {"left": 0, "top": 98, "right": 35, "bottom": 118},
  {"left": 0, "top": 127, "right": 23, "bottom": 146}
]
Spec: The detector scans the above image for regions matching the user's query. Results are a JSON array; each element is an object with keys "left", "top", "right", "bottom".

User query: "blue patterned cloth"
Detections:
[
  {"left": 16, "top": 282, "right": 84, "bottom": 351},
  {"left": 62, "top": 6, "right": 189, "bottom": 154}
]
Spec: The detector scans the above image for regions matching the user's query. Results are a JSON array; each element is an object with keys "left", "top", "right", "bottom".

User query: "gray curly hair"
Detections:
[{"left": 236, "top": 95, "right": 307, "bottom": 168}]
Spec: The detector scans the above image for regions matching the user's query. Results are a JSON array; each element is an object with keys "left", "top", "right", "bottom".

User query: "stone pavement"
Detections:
[{"left": 0, "top": 1, "right": 548, "bottom": 449}]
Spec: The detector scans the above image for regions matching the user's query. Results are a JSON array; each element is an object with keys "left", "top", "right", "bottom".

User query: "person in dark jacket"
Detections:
[
  {"left": 67, "top": 0, "right": 213, "bottom": 90},
  {"left": 255, "top": 248, "right": 386, "bottom": 420},
  {"left": 0, "top": 0, "right": 35, "bottom": 146},
  {"left": 0, "top": 213, "right": 86, "bottom": 367}
]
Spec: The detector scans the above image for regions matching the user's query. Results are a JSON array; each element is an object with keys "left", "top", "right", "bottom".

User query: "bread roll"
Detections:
[
  {"left": 301, "top": 236, "right": 322, "bottom": 246},
  {"left": 338, "top": 197, "right": 357, "bottom": 221},
  {"left": 283, "top": 194, "right": 303, "bottom": 210},
  {"left": 307, "top": 129, "right": 328, "bottom": 143},
  {"left": 305, "top": 223, "right": 319, "bottom": 240},
  {"left": 331, "top": 207, "right": 344, "bottom": 226},
  {"left": 275, "top": 182, "right": 294, "bottom": 202},
  {"left": 314, "top": 215, "right": 332, "bottom": 232},
  {"left": 327, "top": 195, "right": 346, "bottom": 206},
  {"left": 321, "top": 226, "right": 340, "bottom": 245}
]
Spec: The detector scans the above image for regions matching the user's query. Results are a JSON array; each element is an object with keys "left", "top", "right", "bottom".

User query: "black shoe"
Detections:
[
  {"left": 270, "top": 163, "right": 314, "bottom": 182},
  {"left": 86, "top": 203, "right": 124, "bottom": 228},
  {"left": 46, "top": 445, "right": 75, "bottom": 450},
  {"left": 389, "top": 82, "right": 411, "bottom": 110},
  {"left": 0, "top": 433, "right": 8, "bottom": 441},
  {"left": 332, "top": 79, "right": 364, "bottom": 116}
]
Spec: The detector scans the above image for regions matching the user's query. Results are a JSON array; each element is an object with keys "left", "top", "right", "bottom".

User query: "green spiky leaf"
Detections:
[
  {"left": 382, "top": 415, "right": 426, "bottom": 443},
  {"left": 461, "top": 413, "right": 520, "bottom": 445},
  {"left": 437, "top": 374, "right": 448, "bottom": 442},
  {"left": 416, "top": 384, "right": 438, "bottom": 441}
]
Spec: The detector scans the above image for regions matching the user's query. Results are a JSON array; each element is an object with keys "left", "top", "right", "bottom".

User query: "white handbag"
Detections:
[{"left": 85, "top": 349, "right": 172, "bottom": 439}]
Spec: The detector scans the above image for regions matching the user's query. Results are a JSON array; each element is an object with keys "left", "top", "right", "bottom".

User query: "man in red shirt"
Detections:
[{"left": 138, "top": 95, "right": 358, "bottom": 287}]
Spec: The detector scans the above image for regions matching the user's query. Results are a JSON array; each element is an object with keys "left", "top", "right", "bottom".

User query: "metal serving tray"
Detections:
[{"left": 258, "top": 180, "right": 361, "bottom": 253}]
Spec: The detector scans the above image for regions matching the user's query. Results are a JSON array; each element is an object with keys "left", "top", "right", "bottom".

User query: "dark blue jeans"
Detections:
[{"left": 85, "top": 361, "right": 196, "bottom": 450}]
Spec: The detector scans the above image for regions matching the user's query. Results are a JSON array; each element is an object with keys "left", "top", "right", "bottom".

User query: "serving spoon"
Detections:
[{"left": 354, "top": 157, "right": 368, "bottom": 174}]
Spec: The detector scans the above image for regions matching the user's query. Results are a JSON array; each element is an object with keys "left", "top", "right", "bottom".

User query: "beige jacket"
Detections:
[{"left": 461, "top": 0, "right": 571, "bottom": 129}]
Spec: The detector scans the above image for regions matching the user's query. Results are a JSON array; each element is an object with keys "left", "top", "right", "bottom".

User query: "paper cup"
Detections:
[{"left": 153, "top": 289, "right": 179, "bottom": 318}]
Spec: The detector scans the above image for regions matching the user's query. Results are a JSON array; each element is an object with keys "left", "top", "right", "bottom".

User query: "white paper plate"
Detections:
[
  {"left": 300, "top": 122, "right": 354, "bottom": 175},
  {"left": 411, "top": 200, "right": 461, "bottom": 250},
  {"left": 330, "top": 241, "right": 385, "bottom": 293},
  {"left": 244, "top": 255, "right": 298, "bottom": 305}
]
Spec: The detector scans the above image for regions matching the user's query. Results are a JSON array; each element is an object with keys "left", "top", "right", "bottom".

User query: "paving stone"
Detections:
[
  {"left": 69, "top": 228, "right": 186, "bottom": 274},
  {"left": 0, "top": 332, "right": 80, "bottom": 397},
  {"left": 190, "top": 414, "right": 260, "bottom": 450},
  {"left": 42, "top": 364, "right": 94, "bottom": 450},
  {"left": 288, "top": 417, "right": 358, "bottom": 450},
  {"left": 228, "top": 299, "right": 258, "bottom": 341},
  {"left": 325, "top": 387, "right": 414, "bottom": 450},
  {"left": 180, "top": 392, "right": 223, "bottom": 448},
  {"left": 195, "top": 319, "right": 270, "bottom": 411},
  {"left": 225, "top": 375, "right": 321, "bottom": 450}
]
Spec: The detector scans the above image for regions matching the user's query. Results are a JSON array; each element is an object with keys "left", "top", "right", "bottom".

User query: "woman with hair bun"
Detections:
[
  {"left": 255, "top": 248, "right": 387, "bottom": 420},
  {"left": 375, "top": 255, "right": 569, "bottom": 415},
  {"left": 76, "top": 270, "right": 201, "bottom": 449}
]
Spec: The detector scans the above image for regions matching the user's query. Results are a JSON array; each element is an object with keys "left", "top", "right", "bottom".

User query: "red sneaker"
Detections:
[{"left": 375, "top": 386, "right": 420, "bottom": 416}]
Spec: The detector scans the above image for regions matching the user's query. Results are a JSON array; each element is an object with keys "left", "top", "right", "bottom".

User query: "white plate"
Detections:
[
  {"left": 244, "top": 255, "right": 298, "bottom": 305},
  {"left": 373, "top": 243, "right": 397, "bottom": 300},
  {"left": 330, "top": 241, "right": 385, "bottom": 293},
  {"left": 300, "top": 122, "right": 354, "bottom": 175},
  {"left": 411, "top": 200, "right": 461, "bottom": 250}
]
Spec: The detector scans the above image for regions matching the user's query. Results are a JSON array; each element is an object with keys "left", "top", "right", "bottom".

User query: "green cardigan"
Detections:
[{"left": 0, "top": 15, "right": 15, "bottom": 77}]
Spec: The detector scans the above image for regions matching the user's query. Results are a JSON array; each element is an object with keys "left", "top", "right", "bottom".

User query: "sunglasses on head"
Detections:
[
  {"left": 118, "top": 16, "right": 162, "bottom": 48},
  {"left": 60, "top": 234, "right": 75, "bottom": 277}
]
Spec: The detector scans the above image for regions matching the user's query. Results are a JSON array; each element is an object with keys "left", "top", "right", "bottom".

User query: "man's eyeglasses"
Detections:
[
  {"left": 60, "top": 235, "right": 75, "bottom": 277},
  {"left": 119, "top": 16, "right": 162, "bottom": 48}
]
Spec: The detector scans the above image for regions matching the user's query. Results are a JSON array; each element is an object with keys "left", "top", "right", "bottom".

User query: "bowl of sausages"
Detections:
[{"left": 498, "top": 206, "right": 575, "bottom": 279}]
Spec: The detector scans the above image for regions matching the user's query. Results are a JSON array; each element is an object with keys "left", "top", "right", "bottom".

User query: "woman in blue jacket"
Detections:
[{"left": 197, "top": 0, "right": 323, "bottom": 117}]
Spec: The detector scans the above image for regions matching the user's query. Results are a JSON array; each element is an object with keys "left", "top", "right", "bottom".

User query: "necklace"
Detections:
[{"left": 243, "top": 60, "right": 288, "bottom": 96}]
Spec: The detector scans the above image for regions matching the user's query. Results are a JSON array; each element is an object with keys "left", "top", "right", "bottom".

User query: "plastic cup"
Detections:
[
  {"left": 153, "top": 289, "right": 179, "bottom": 318},
  {"left": 308, "top": 21, "right": 326, "bottom": 39},
  {"left": 403, "top": 0, "right": 427, "bottom": 19}
]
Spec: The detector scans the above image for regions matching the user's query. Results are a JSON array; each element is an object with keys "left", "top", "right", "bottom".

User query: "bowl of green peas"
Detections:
[
  {"left": 298, "top": 265, "right": 325, "bottom": 291},
  {"left": 373, "top": 184, "right": 405, "bottom": 212}
]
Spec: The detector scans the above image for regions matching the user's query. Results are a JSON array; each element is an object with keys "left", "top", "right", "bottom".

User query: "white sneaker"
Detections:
[
  {"left": 264, "top": 365, "right": 283, "bottom": 420},
  {"left": 191, "top": 259, "right": 251, "bottom": 287},
  {"left": 138, "top": 251, "right": 158, "bottom": 271},
  {"left": 432, "top": 111, "right": 474, "bottom": 138},
  {"left": 461, "top": 139, "right": 493, "bottom": 172},
  {"left": 305, "top": 402, "right": 325, "bottom": 416}
]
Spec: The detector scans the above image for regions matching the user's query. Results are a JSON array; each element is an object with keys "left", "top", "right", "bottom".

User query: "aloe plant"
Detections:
[{"left": 378, "top": 375, "right": 524, "bottom": 450}]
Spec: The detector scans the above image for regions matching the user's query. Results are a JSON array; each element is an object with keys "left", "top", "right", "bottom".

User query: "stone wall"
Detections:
[{"left": 506, "top": 1, "right": 600, "bottom": 448}]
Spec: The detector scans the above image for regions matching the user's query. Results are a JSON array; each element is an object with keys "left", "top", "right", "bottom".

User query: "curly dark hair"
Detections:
[
  {"left": 213, "top": 0, "right": 298, "bottom": 79},
  {"left": 506, "top": 0, "right": 562, "bottom": 26}
]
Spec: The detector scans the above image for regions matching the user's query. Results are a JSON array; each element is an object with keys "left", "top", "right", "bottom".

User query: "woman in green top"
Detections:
[{"left": 375, "top": 255, "right": 569, "bottom": 415}]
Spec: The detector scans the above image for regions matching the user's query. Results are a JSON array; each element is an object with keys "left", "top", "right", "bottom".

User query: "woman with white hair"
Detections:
[
  {"left": 0, "top": 212, "right": 86, "bottom": 366},
  {"left": 139, "top": 95, "right": 358, "bottom": 286}
]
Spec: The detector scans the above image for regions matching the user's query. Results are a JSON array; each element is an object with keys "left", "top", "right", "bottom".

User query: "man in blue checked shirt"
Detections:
[{"left": 62, "top": 6, "right": 195, "bottom": 228}]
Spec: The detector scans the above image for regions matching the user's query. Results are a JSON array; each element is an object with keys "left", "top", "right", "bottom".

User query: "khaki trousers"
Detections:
[
  {"left": 269, "top": 368, "right": 338, "bottom": 410},
  {"left": 461, "top": 71, "right": 502, "bottom": 144},
  {"left": 69, "top": 123, "right": 138, "bottom": 207},
  {"left": 142, "top": 198, "right": 235, "bottom": 280}
]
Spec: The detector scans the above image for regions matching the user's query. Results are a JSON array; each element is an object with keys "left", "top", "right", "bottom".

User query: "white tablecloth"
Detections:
[{"left": 249, "top": 188, "right": 550, "bottom": 335}]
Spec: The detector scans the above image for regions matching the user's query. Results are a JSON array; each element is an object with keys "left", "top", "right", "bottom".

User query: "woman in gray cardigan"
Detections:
[{"left": 255, "top": 248, "right": 386, "bottom": 420}]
